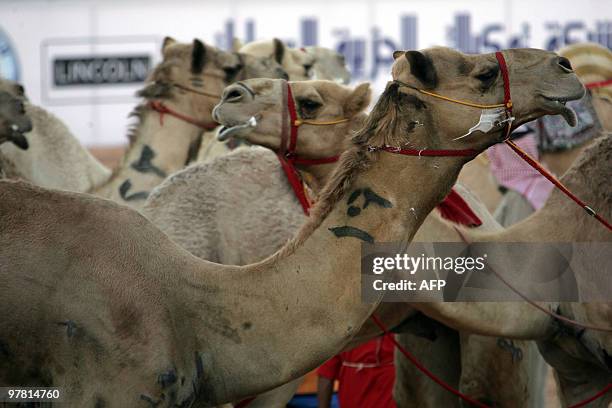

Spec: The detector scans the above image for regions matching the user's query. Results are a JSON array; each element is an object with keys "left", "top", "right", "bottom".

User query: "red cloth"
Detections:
[
  {"left": 317, "top": 334, "right": 397, "bottom": 408},
  {"left": 436, "top": 188, "right": 482, "bottom": 227}
]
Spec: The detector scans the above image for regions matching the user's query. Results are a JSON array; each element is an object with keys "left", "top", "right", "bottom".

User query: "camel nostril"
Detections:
[{"left": 558, "top": 56, "right": 573, "bottom": 72}]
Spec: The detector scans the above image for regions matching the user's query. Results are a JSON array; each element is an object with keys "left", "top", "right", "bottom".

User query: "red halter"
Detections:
[
  {"left": 149, "top": 100, "right": 219, "bottom": 131},
  {"left": 277, "top": 81, "right": 346, "bottom": 215}
]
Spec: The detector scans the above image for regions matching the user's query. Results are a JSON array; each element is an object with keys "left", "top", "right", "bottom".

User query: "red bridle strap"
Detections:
[
  {"left": 585, "top": 78, "right": 612, "bottom": 89},
  {"left": 277, "top": 81, "right": 347, "bottom": 215},
  {"left": 149, "top": 101, "right": 218, "bottom": 131},
  {"left": 495, "top": 51, "right": 514, "bottom": 139}
]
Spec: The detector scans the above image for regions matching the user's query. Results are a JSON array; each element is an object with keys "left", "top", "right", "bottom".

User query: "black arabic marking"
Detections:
[
  {"left": 363, "top": 188, "right": 392, "bottom": 209},
  {"left": 497, "top": 338, "right": 523, "bottom": 363},
  {"left": 119, "top": 179, "right": 149, "bottom": 202},
  {"left": 130, "top": 145, "right": 167, "bottom": 178},
  {"left": 329, "top": 226, "right": 374, "bottom": 243}
]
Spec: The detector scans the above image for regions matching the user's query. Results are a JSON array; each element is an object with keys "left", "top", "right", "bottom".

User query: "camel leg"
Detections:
[
  {"left": 458, "top": 334, "right": 546, "bottom": 408},
  {"left": 393, "top": 314, "right": 461, "bottom": 408}
]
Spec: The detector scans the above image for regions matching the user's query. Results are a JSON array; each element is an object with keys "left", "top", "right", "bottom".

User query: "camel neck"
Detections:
[
  {"left": 93, "top": 104, "right": 202, "bottom": 209},
  {"left": 180, "top": 146, "right": 466, "bottom": 404},
  {"left": 295, "top": 161, "right": 337, "bottom": 193}
]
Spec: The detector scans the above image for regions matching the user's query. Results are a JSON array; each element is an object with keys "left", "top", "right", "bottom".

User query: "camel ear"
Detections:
[
  {"left": 232, "top": 38, "right": 243, "bottom": 52},
  {"left": 273, "top": 38, "right": 285, "bottom": 64},
  {"left": 344, "top": 83, "right": 372, "bottom": 117},
  {"left": 392, "top": 50, "right": 405, "bottom": 60},
  {"left": 162, "top": 36, "right": 176, "bottom": 53},
  {"left": 191, "top": 39, "right": 206, "bottom": 74},
  {"left": 404, "top": 50, "right": 437, "bottom": 89}
]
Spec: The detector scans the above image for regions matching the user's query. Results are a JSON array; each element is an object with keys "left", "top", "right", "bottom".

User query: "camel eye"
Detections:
[
  {"left": 297, "top": 98, "right": 322, "bottom": 118},
  {"left": 475, "top": 69, "right": 498, "bottom": 83}
]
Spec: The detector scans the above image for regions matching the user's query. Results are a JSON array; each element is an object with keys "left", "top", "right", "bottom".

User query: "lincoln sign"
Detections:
[{"left": 53, "top": 55, "right": 150, "bottom": 86}]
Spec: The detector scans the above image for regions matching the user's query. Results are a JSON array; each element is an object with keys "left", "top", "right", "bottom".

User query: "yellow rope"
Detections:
[
  {"left": 417, "top": 89, "right": 507, "bottom": 109},
  {"left": 294, "top": 118, "right": 350, "bottom": 126}
]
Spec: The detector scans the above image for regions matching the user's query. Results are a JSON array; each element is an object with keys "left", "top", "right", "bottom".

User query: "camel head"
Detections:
[
  {"left": 304, "top": 47, "right": 351, "bottom": 84},
  {"left": 387, "top": 47, "right": 585, "bottom": 151},
  {"left": 213, "top": 79, "right": 371, "bottom": 158},
  {"left": 139, "top": 37, "right": 286, "bottom": 127},
  {"left": 0, "top": 90, "right": 32, "bottom": 149},
  {"left": 240, "top": 39, "right": 316, "bottom": 80}
]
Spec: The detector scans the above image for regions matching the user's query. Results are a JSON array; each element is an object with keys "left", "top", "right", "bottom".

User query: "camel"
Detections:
[
  {"left": 195, "top": 39, "right": 352, "bottom": 164},
  {"left": 238, "top": 38, "right": 316, "bottom": 81},
  {"left": 409, "top": 134, "right": 612, "bottom": 407},
  {"left": 465, "top": 42, "right": 612, "bottom": 217},
  {"left": 302, "top": 46, "right": 351, "bottom": 84},
  {"left": 0, "top": 47, "right": 583, "bottom": 406},
  {"left": 144, "top": 75, "right": 521, "bottom": 408},
  {"left": 0, "top": 78, "right": 112, "bottom": 192},
  {"left": 152, "top": 47, "right": 582, "bottom": 407},
  {"left": 0, "top": 38, "right": 286, "bottom": 209}
]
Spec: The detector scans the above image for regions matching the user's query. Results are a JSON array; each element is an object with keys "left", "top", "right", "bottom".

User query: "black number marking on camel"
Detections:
[
  {"left": 497, "top": 338, "right": 523, "bottom": 362},
  {"left": 346, "top": 188, "right": 392, "bottom": 217},
  {"left": 119, "top": 179, "right": 149, "bottom": 201},
  {"left": 329, "top": 187, "right": 392, "bottom": 242},
  {"left": 329, "top": 226, "right": 374, "bottom": 243},
  {"left": 130, "top": 145, "right": 167, "bottom": 178}
]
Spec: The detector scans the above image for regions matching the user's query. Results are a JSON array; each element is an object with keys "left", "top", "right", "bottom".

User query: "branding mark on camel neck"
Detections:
[
  {"left": 329, "top": 226, "right": 374, "bottom": 243},
  {"left": 130, "top": 145, "right": 167, "bottom": 178},
  {"left": 119, "top": 179, "right": 149, "bottom": 201},
  {"left": 496, "top": 338, "right": 523, "bottom": 362},
  {"left": 331, "top": 187, "right": 393, "bottom": 242},
  {"left": 346, "top": 188, "right": 393, "bottom": 217}
]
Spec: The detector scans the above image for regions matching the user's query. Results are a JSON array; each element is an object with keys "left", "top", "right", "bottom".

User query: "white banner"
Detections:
[{"left": 0, "top": 0, "right": 610, "bottom": 145}]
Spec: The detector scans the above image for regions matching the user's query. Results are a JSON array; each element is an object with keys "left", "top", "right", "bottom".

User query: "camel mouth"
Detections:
[
  {"left": 216, "top": 116, "right": 258, "bottom": 141},
  {"left": 8, "top": 123, "right": 31, "bottom": 150},
  {"left": 540, "top": 91, "right": 584, "bottom": 127}
]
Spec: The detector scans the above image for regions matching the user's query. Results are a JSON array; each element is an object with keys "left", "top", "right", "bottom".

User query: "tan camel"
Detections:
[
  {"left": 411, "top": 135, "right": 612, "bottom": 407},
  {"left": 158, "top": 47, "right": 582, "bottom": 407},
  {"left": 0, "top": 78, "right": 112, "bottom": 192},
  {"left": 145, "top": 75, "right": 520, "bottom": 408},
  {"left": 0, "top": 47, "right": 582, "bottom": 406},
  {"left": 0, "top": 38, "right": 286, "bottom": 208},
  {"left": 238, "top": 38, "right": 315, "bottom": 80},
  {"left": 302, "top": 46, "right": 351, "bottom": 84},
  {"left": 196, "top": 39, "right": 352, "bottom": 164},
  {"left": 146, "top": 80, "right": 371, "bottom": 264}
]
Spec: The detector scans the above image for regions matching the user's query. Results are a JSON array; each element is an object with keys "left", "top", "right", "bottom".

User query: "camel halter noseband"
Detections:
[
  {"left": 278, "top": 80, "right": 350, "bottom": 215},
  {"left": 370, "top": 51, "right": 611, "bottom": 232}
]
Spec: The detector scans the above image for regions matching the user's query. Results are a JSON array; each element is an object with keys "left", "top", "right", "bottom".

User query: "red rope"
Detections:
[
  {"left": 504, "top": 139, "right": 612, "bottom": 231},
  {"left": 568, "top": 384, "right": 612, "bottom": 408},
  {"left": 149, "top": 101, "right": 218, "bottom": 131},
  {"left": 370, "top": 314, "right": 490, "bottom": 408},
  {"left": 585, "top": 78, "right": 612, "bottom": 89}
]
